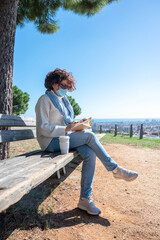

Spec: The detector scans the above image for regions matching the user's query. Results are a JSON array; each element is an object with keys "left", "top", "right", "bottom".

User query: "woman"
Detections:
[{"left": 35, "top": 68, "right": 138, "bottom": 216}]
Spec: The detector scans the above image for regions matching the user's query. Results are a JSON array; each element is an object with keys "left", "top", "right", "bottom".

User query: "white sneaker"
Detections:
[
  {"left": 113, "top": 166, "right": 138, "bottom": 181},
  {"left": 78, "top": 197, "right": 101, "bottom": 215}
]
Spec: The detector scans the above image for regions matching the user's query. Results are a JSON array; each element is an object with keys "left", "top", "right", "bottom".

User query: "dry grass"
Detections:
[{"left": 10, "top": 139, "right": 40, "bottom": 157}]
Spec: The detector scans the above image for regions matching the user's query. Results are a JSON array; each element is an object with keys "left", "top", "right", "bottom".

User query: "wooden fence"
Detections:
[{"left": 98, "top": 124, "right": 144, "bottom": 139}]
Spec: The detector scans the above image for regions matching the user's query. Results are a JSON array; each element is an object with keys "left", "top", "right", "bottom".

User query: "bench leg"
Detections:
[
  {"left": 63, "top": 167, "right": 66, "bottom": 175},
  {"left": 57, "top": 167, "right": 66, "bottom": 179},
  {"left": 57, "top": 170, "right": 61, "bottom": 179}
]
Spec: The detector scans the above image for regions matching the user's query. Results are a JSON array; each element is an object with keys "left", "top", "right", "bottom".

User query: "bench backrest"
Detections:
[{"left": 0, "top": 114, "right": 36, "bottom": 143}]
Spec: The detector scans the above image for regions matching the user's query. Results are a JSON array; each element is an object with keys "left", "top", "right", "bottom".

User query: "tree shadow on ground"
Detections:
[{"left": 0, "top": 156, "right": 110, "bottom": 240}]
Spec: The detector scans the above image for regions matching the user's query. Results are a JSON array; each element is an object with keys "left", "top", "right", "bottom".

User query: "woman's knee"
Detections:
[
  {"left": 84, "top": 131, "right": 96, "bottom": 142},
  {"left": 77, "top": 145, "right": 96, "bottom": 160}
]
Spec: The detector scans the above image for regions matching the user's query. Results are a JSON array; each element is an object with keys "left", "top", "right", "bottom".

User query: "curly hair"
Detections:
[{"left": 44, "top": 68, "right": 76, "bottom": 91}]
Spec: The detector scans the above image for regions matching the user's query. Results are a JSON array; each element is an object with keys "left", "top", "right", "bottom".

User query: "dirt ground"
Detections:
[{"left": 1, "top": 143, "right": 160, "bottom": 240}]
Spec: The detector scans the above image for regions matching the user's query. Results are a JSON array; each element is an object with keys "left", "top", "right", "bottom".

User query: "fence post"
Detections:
[
  {"left": 114, "top": 124, "right": 117, "bottom": 136},
  {"left": 139, "top": 124, "right": 143, "bottom": 139},
  {"left": 130, "top": 124, "right": 133, "bottom": 138},
  {"left": 100, "top": 125, "right": 102, "bottom": 133}
]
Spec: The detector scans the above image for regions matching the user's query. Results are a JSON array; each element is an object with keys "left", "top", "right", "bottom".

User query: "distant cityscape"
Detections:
[{"left": 91, "top": 119, "right": 160, "bottom": 138}]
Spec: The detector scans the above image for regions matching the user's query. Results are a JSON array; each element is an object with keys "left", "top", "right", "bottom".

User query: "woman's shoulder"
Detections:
[
  {"left": 37, "top": 94, "right": 50, "bottom": 102},
  {"left": 39, "top": 94, "right": 49, "bottom": 100},
  {"left": 35, "top": 94, "right": 51, "bottom": 107}
]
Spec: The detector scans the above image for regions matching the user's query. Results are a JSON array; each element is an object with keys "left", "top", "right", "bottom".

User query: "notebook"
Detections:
[{"left": 71, "top": 117, "right": 92, "bottom": 131}]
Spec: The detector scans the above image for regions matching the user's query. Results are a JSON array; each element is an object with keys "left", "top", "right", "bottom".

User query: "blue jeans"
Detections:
[{"left": 46, "top": 131, "right": 118, "bottom": 199}]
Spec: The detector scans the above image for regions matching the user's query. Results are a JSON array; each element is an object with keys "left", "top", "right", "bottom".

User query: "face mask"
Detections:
[{"left": 56, "top": 88, "right": 67, "bottom": 97}]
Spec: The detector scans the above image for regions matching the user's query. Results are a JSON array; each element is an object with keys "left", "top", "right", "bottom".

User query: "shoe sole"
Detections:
[
  {"left": 78, "top": 205, "right": 101, "bottom": 215},
  {"left": 113, "top": 175, "right": 138, "bottom": 181}
]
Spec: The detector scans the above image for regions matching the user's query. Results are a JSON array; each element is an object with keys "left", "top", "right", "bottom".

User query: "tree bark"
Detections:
[{"left": 0, "top": 0, "right": 19, "bottom": 160}]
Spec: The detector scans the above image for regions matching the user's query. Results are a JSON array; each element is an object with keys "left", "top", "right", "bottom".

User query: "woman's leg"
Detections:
[
  {"left": 76, "top": 145, "right": 96, "bottom": 199},
  {"left": 68, "top": 131, "right": 138, "bottom": 182},
  {"left": 68, "top": 130, "right": 118, "bottom": 171},
  {"left": 76, "top": 144, "right": 101, "bottom": 215},
  {"left": 45, "top": 135, "right": 101, "bottom": 214},
  {"left": 46, "top": 139, "right": 96, "bottom": 198}
]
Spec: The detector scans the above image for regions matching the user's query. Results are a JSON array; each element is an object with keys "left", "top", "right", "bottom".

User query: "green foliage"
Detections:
[
  {"left": 17, "top": 0, "right": 117, "bottom": 34},
  {"left": 67, "top": 95, "right": 81, "bottom": 117},
  {"left": 17, "top": 0, "right": 60, "bottom": 34},
  {"left": 13, "top": 86, "right": 30, "bottom": 115},
  {"left": 63, "top": 0, "right": 117, "bottom": 16}
]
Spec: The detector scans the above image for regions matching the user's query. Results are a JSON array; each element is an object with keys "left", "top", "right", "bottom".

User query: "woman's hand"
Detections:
[
  {"left": 65, "top": 121, "right": 79, "bottom": 132},
  {"left": 65, "top": 119, "right": 88, "bottom": 132},
  {"left": 79, "top": 118, "right": 87, "bottom": 123}
]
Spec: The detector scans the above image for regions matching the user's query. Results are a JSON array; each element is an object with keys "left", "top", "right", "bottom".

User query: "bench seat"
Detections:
[{"left": 0, "top": 150, "right": 79, "bottom": 213}]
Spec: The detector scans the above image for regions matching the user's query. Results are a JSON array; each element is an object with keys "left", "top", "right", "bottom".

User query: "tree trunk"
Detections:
[{"left": 0, "top": 0, "right": 19, "bottom": 160}]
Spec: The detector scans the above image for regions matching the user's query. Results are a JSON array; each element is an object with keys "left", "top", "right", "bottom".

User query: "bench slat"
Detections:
[
  {"left": 0, "top": 151, "right": 49, "bottom": 174},
  {"left": 0, "top": 114, "right": 36, "bottom": 127},
  {"left": 0, "top": 151, "right": 78, "bottom": 186},
  {"left": 0, "top": 152, "right": 59, "bottom": 179},
  {"left": 0, "top": 151, "right": 79, "bottom": 213},
  {"left": 0, "top": 129, "right": 36, "bottom": 143}
]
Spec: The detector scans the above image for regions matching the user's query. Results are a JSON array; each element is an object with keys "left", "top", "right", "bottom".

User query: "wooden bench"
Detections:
[{"left": 0, "top": 114, "right": 80, "bottom": 213}]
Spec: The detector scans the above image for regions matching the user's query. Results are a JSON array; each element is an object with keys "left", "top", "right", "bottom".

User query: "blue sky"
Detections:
[{"left": 13, "top": 0, "right": 160, "bottom": 119}]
